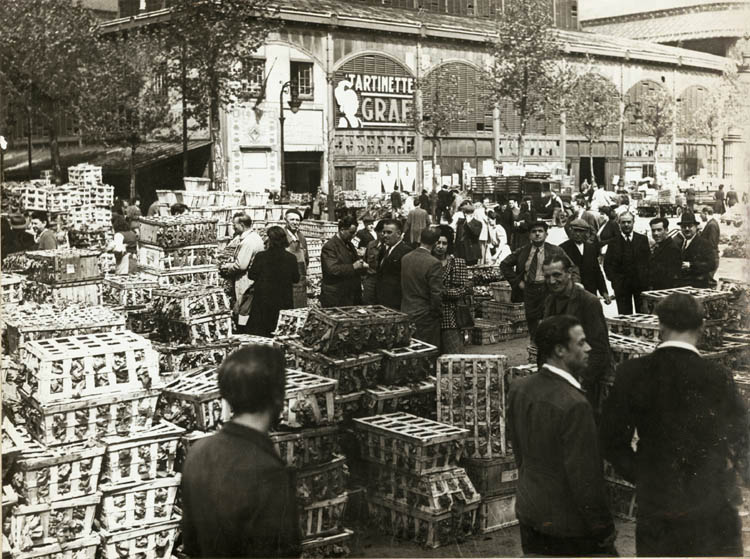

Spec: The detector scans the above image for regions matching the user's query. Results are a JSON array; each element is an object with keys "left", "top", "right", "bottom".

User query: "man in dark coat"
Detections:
[
  {"left": 436, "top": 184, "right": 453, "bottom": 222},
  {"left": 500, "top": 221, "right": 580, "bottom": 339},
  {"left": 454, "top": 200, "right": 483, "bottom": 266},
  {"left": 560, "top": 218, "right": 611, "bottom": 303},
  {"left": 595, "top": 206, "right": 620, "bottom": 257},
  {"left": 648, "top": 216, "right": 681, "bottom": 290},
  {"left": 355, "top": 215, "right": 376, "bottom": 248},
  {"left": 390, "top": 189, "right": 402, "bottom": 212},
  {"left": 401, "top": 228, "right": 443, "bottom": 348},
  {"left": 181, "top": 345, "right": 302, "bottom": 558},
  {"left": 600, "top": 293, "right": 748, "bottom": 557},
  {"left": 375, "top": 219, "right": 412, "bottom": 310},
  {"left": 362, "top": 221, "right": 385, "bottom": 305},
  {"left": 508, "top": 315, "right": 616, "bottom": 557},
  {"left": 320, "top": 216, "right": 368, "bottom": 307},
  {"left": 542, "top": 253, "right": 612, "bottom": 407},
  {"left": 604, "top": 211, "right": 649, "bottom": 314},
  {"left": 700, "top": 206, "right": 721, "bottom": 286},
  {"left": 676, "top": 211, "right": 716, "bottom": 288}
]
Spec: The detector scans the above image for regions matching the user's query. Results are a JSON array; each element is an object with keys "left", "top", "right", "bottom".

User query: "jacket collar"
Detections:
[
  {"left": 656, "top": 340, "right": 700, "bottom": 356},
  {"left": 221, "top": 421, "right": 283, "bottom": 462},
  {"left": 539, "top": 366, "right": 585, "bottom": 393}
]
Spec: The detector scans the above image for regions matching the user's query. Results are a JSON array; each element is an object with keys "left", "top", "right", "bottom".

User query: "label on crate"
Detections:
[
  {"left": 66, "top": 264, "right": 76, "bottom": 274},
  {"left": 501, "top": 469, "right": 519, "bottom": 483}
]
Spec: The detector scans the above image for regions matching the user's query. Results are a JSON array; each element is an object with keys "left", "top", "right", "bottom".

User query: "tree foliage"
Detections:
[{"left": 631, "top": 86, "right": 674, "bottom": 169}]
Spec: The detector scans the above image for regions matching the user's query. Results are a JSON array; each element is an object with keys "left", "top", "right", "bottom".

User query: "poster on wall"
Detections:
[
  {"left": 356, "top": 170, "right": 382, "bottom": 196},
  {"left": 379, "top": 162, "right": 398, "bottom": 192},
  {"left": 423, "top": 161, "right": 433, "bottom": 190},
  {"left": 399, "top": 161, "right": 417, "bottom": 192}
]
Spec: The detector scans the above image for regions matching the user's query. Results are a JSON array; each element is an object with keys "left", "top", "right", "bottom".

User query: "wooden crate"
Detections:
[
  {"left": 2, "top": 273, "right": 25, "bottom": 305},
  {"left": 152, "top": 341, "right": 228, "bottom": 373},
  {"left": 46, "top": 185, "right": 89, "bottom": 212},
  {"left": 2, "top": 417, "right": 26, "bottom": 479},
  {"left": 138, "top": 243, "right": 219, "bottom": 272},
  {"left": 270, "top": 425, "right": 341, "bottom": 469},
  {"left": 366, "top": 493, "right": 478, "bottom": 549},
  {"left": 379, "top": 339, "right": 438, "bottom": 384},
  {"left": 719, "top": 277, "right": 750, "bottom": 330},
  {"left": 141, "top": 265, "right": 220, "bottom": 287},
  {"left": 641, "top": 287, "right": 732, "bottom": 320},
  {"left": 100, "top": 475, "right": 181, "bottom": 532},
  {"left": 223, "top": 334, "right": 278, "bottom": 353},
  {"left": 436, "top": 355, "right": 509, "bottom": 459},
  {"left": 301, "top": 493, "right": 349, "bottom": 539},
  {"left": 19, "top": 388, "right": 161, "bottom": 447},
  {"left": 158, "top": 371, "right": 228, "bottom": 432},
  {"left": 9, "top": 533, "right": 100, "bottom": 559},
  {"left": 527, "top": 344, "right": 537, "bottom": 365},
  {"left": 462, "top": 454, "right": 517, "bottom": 498},
  {"left": 471, "top": 320, "right": 501, "bottom": 345},
  {"left": 26, "top": 249, "right": 101, "bottom": 284},
  {"left": 608, "top": 333, "right": 655, "bottom": 366},
  {"left": 606, "top": 479, "right": 637, "bottom": 521},
  {"left": 21, "top": 184, "right": 50, "bottom": 211},
  {"left": 489, "top": 281, "right": 513, "bottom": 303},
  {"left": 353, "top": 413, "right": 468, "bottom": 475},
  {"left": 368, "top": 466, "right": 480, "bottom": 515},
  {"left": 68, "top": 164, "right": 102, "bottom": 186},
  {"left": 507, "top": 364, "right": 537, "bottom": 386},
  {"left": 335, "top": 391, "right": 366, "bottom": 422},
  {"left": 300, "top": 528, "right": 353, "bottom": 559},
  {"left": 284, "top": 339, "right": 383, "bottom": 393},
  {"left": 24, "top": 279, "right": 102, "bottom": 306},
  {"left": 136, "top": 216, "right": 217, "bottom": 248},
  {"left": 20, "top": 331, "right": 160, "bottom": 404},
  {"left": 212, "top": 191, "right": 244, "bottom": 206},
  {"left": 181, "top": 190, "right": 213, "bottom": 207},
  {"left": 13, "top": 441, "right": 105, "bottom": 505},
  {"left": 607, "top": 313, "right": 723, "bottom": 350},
  {"left": 99, "top": 518, "right": 180, "bottom": 559},
  {"left": 9, "top": 492, "right": 100, "bottom": 549},
  {"left": 90, "top": 184, "right": 114, "bottom": 207},
  {"left": 153, "top": 313, "right": 232, "bottom": 345},
  {"left": 296, "top": 455, "right": 349, "bottom": 506},
  {"left": 151, "top": 284, "right": 230, "bottom": 322},
  {"left": 479, "top": 494, "right": 518, "bottom": 533},
  {"left": 274, "top": 308, "right": 311, "bottom": 337},
  {"left": 102, "top": 275, "right": 160, "bottom": 308},
  {"left": 363, "top": 377, "right": 436, "bottom": 419},
  {"left": 5, "top": 305, "right": 126, "bottom": 357},
  {"left": 702, "top": 340, "right": 750, "bottom": 370},
  {"left": 481, "top": 301, "right": 525, "bottom": 323},
  {"left": 284, "top": 369, "right": 338, "bottom": 428},
  {"left": 300, "top": 306, "right": 412, "bottom": 357},
  {"left": 69, "top": 228, "right": 113, "bottom": 250}
]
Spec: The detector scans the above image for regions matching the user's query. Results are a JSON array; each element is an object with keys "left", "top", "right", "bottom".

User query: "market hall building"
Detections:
[{"left": 106, "top": 0, "right": 735, "bottom": 196}]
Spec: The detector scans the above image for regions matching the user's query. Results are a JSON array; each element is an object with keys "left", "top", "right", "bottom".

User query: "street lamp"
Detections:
[{"left": 279, "top": 80, "right": 302, "bottom": 200}]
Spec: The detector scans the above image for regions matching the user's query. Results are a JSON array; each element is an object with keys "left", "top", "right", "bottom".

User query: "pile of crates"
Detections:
[
  {"left": 469, "top": 281, "right": 527, "bottom": 345},
  {"left": 23, "top": 249, "right": 104, "bottom": 306}
]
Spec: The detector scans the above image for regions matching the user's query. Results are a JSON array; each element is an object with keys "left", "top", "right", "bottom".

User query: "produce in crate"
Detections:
[
  {"left": 608, "top": 333, "right": 655, "bottom": 366},
  {"left": 25, "top": 249, "right": 101, "bottom": 284},
  {"left": 282, "top": 370, "right": 339, "bottom": 428},
  {"left": 99, "top": 518, "right": 180, "bottom": 559},
  {"left": 468, "top": 265, "right": 502, "bottom": 285},
  {"left": 152, "top": 313, "right": 232, "bottom": 346},
  {"left": 150, "top": 284, "right": 230, "bottom": 321},
  {"left": 157, "top": 370, "right": 228, "bottom": 432},
  {"left": 719, "top": 277, "right": 750, "bottom": 330},
  {"left": 1, "top": 273, "right": 25, "bottom": 306},
  {"left": 640, "top": 287, "right": 732, "bottom": 320},
  {"left": 436, "top": 355, "right": 509, "bottom": 458},
  {"left": 300, "top": 306, "right": 412, "bottom": 356},
  {"left": 607, "top": 313, "right": 723, "bottom": 350},
  {"left": 300, "top": 528, "right": 353, "bottom": 559},
  {"left": 142, "top": 265, "right": 220, "bottom": 287},
  {"left": 2, "top": 533, "right": 101, "bottom": 559},
  {"left": 274, "top": 308, "right": 311, "bottom": 337},
  {"left": 295, "top": 455, "right": 349, "bottom": 506},
  {"left": 270, "top": 426, "right": 340, "bottom": 469},
  {"left": 379, "top": 339, "right": 438, "bottom": 384},
  {"left": 102, "top": 275, "right": 160, "bottom": 308},
  {"left": 23, "top": 279, "right": 103, "bottom": 306},
  {"left": 151, "top": 341, "right": 227, "bottom": 373},
  {"left": 362, "top": 378, "right": 437, "bottom": 419},
  {"left": 99, "top": 475, "right": 181, "bottom": 532},
  {"left": 354, "top": 413, "right": 468, "bottom": 475},
  {"left": 136, "top": 216, "right": 218, "bottom": 248},
  {"left": 2, "top": 417, "right": 26, "bottom": 479},
  {"left": 19, "top": 332, "right": 160, "bottom": 403},
  {"left": 334, "top": 391, "right": 365, "bottom": 422},
  {"left": 300, "top": 493, "right": 348, "bottom": 539}
]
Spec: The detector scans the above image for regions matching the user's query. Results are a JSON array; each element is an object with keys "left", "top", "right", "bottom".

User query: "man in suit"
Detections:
[
  {"left": 677, "top": 211, "right": 716, "bottom": 288},
  {"left": 453, "top": 201, "right": 482, "bottom": 265},
  {"left": 404, "top": 198, "right": 430, "bottom": 247},
  {"left": 400, "top": 227, "right": 443, "bottom": 348},
  {"left": 560, "top": 218, "right": 611, "bottom": 304},
  {"left": 595, "top": 206, "right": 620, "bottom": 258},
  {"left": 508, "top": 315, "right": 616, "bottom": 557},
  {"left": 320, "top": 216, "right": 368, "bottom": 307},
  {"left": 600, "top": 293, "right": 748, "bottom": 557},
  {"left": 355, "top": 215, "right": 376, "bottom": 249},
  {"left": 362, "top": 220, "right": 385, "bottom": 305},
  {"left": 700, "top": 206, "right": 721, "bottom": 287},
  {"left": 375, "top": 219, "right": 412, "bottom": 310},
  {"left": 542, "top": 253, "right": 612, "bottom": 407},
  {"left": 283, "top": 209, "right": 309, "bottom": 308},
  {"left": 604, "top": 211, "right": 649, "bottom": 314},
  {"left": 436, "top": 184, "right": 453, "bottom": 223},
  {"left": 500, "top": 221, "right": 579, "bottom": 339},
  {"left": 648, "top": 216, "right": 681, "bottom": 290},
  {"left": 181, "top": 345, "right": 301, "bottom": 558}
]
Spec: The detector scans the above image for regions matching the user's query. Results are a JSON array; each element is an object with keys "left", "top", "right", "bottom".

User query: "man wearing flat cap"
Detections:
[
  {"left": 560, "top": 218, "right": 611, "bottom": 304},
  {"left": 676, "top": 211, "right": 716, "bottom": 288},
  {"left": 454, "top": 201, "right": 482, "bottom": 266}
]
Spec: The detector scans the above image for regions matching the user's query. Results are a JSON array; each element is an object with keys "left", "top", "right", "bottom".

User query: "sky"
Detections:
[{"left": 578, "top": 0, "right": 729, "bottom": 20}]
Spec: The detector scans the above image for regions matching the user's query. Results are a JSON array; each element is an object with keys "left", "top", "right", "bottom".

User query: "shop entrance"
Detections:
[
  {"left": 579, "top": 157, "right": 606, "bottom": 186},
  {"left": 285, "top": 152, "right": 322, "bottom": 194}
]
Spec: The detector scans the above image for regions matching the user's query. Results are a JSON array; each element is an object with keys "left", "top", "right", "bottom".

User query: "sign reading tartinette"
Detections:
[{"left": 334, "top": 54, "right": 415, "bottom": 129}]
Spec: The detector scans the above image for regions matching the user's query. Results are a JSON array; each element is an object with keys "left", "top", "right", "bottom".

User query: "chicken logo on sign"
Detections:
[{"left": 335, "top": 80, "right": 362, "bottom": 128}]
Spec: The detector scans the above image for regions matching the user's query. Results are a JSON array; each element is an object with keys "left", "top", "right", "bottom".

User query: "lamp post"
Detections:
[{"left": 279, "top": 80, "right": 302, "bottom": 201}]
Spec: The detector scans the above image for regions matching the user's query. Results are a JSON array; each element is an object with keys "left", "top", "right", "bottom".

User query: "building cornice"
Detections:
[{"left": 581, "top": 1, "right": 747, "bottom": 26}]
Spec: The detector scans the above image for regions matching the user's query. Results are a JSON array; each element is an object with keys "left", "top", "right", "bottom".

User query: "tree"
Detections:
[
  {"left": 79, "top": 32, "right": 176, "bottom": 198},
  {"left": 0, "top": 0, "right": 98, "bottom": 183},
  {"left": 487, "top": 0, "right": 566, "bottom": 165},
  {"left": 166, "top": 0, "right": 276, "bottom": 190},
  {"left": 632, "top": 86, "right": 674, "bottom": 180},
  {"left": 567, "top": 73, "right": 620, "bottom": 184},
  {"left": 418, "top": 65, "right": 467, "bottom": 192}
]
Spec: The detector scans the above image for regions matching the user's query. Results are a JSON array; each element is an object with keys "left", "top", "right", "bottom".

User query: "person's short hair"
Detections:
[
  {"left": 374, "top": 220, "right": 385, "bottom": 233},
  {"left": 528, "top": 220, "right": 548, "bottom": 232},
  {"left": 285, "top": 209, "right": 302, "bottom": 219},
  {"left": 649, "top": 217, "right": 668, "bottom": 229},
  {"left": 535, "top": 315, "right": 582, "bottom": 367},
  {"left": 542, "top": 253, "right": 571, "bottom": 271},
  {"left": 170, "top": 203, "right": 189, "bottom": 216},
  {"left": 233, "top": 213, "right": 253, "bottom": 228},
  {"left": 112, "top": 213, "right": 130, "bottom": 233},
  {"left": 656, "top": 293, "right": 704, "bottom": 332},
  {"left": 600, "top": 206, "right": 613, "bottom": 218},
  {"left": 266, "top": 225, "right": 289, "bottom": 249},
  {"left": 218, "top": 345, "right": 286, "bottom": 415},
  {"left": 338, "top": 216, "right": 358, "bottom": 231},
  {"left": 618, "top": 211, "right": 635, "bottom": 222},
  {"left": 382, "top": 218, "right": 402, "bottom": 232},
  {"left": 30, "top": 211, "right": 48, "bottom": 224},
  {"left": 702, "top": 206, "right": 713, "bottom": 215},
  {"left": 420, "top": 227, "right": 441, "bottom": 246},
  {"left": 362, "top": 215, "right": 374, "bottom": 224}
]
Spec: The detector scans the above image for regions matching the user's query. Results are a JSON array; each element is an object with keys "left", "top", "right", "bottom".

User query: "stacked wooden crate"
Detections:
[
  {"left": 719, "top": 277, "right": 750, "bottom": 331},
  {"left": 436, "top": 354, "right": 519, "bottom": 533},
  {"left": 1, "top": 273, "right": 25, "bottom": 309},
  {"left": 307, "top": 237, "right": 323, "bottom": 299},
  {"left": 23, "top": 249, "right": 103, "bottom": 305},
  {"left": 468, "top": 281, "right": 527, "bottom": 344},
  {"left": 353, "top": 413, "right": 478, "bottom": 548},
  {"left": 607, "top": 313, "right": 724, "bottom": 351},
  {"left": 65, "top": 164, "right": 114, "bottom": 246}
]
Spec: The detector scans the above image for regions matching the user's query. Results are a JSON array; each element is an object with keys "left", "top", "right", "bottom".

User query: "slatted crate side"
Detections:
[
  {"left": 362, "top": 378, "right": 437, "bottom": 419},
  {"left": 24, "top": 279, "right": 103, "bottom": 306},
  {"left": 10, "top": 492, "right": 100, "bottom": 549},
  {"left": 20, "top": 388, "right": 161, "bottom": 447},
  {"left": 2, "top": 418, "right": 26, "bottom": 478},
  {"left": 102, "top": 276, "right": 160, "bottom": 308},
  {"left": 224, "top": 334, "right": 278, "bottom": 354},
  {"left": 100, "top": 475, "right": 181, "bottom": 532},
  {"left": 489, "top": 281, "right": 513, "bottom": 303},
  {"left": 641, "top": 287, "right": 732, "bottom": 320},
  {"left": 300, "top": 528, "right": 353, "bottom": 559},
  {"left": 608, "top": 333, "right": 656, "bottom": 365},
  {"left": 366, "top": 494, "right": 479, "bottom": 549},
  {"left": 436, "top": 355, "right": 509, "bottom": 459},
  {"left": 138, "top": 243, "right": 220, "bottom": 273},
  {"left": 153, "top": 313, "right": 232, "bottom": 346},
  {"left": 141, "top": 266, "right": 220, "bottom": 287},
  {"left": 284, "top": 369, "right": 339, "bottom": 428},
  {"left": 274, "top": 308, "right": 311, "bottom": 337},
  {"left": 295, "top": 455, "right": 349, "bottom": 506},
  {"left": 606, "top": 479, "right": 637, "bottom": 521},
  {"left": 136, "top": 217, "right": 218, "bottom": 248},
  {"left": 703, "top": 341, "right": 750, "bottom": 370},
  {"left": 479, "top": 494, "right": 518, "bottom": 533},
  {"left": 158, "top": 376, "right": 228, "bottom": 432},
  {"left": 151, "top": 285, "right": 230, "bottom": 321},
  {"left": 2, "top": 273, "right": 25, "bottom": 305},
  {"left": 300, "top": 493, "right": 349, "bottom": 539},
  {"left": 26, "top": 249, "right": 102, "bottom": 284},
  {"left": 99, "top": 518, "right": 180, "bottom": 559},
  {"left": 14, "top": 443, "right": 106, "bottom": 505},
  {"left": 607, "top": 314, "right": 724, "bottom": 349},
  {"left": 379, "top": 339, "right": 438, "bottom": 384},
  {"left": 10, "top": 533, "right": 101, "bottom": 559},
  {"left": 471, "top": 320, "right": 501, "bottom": 345},
  {"left": 285, "top": 340, "right": 383, "bottom": 393},
  {"left": 152, "top": 341, "right": 227, "bottom": 373},
  {"left": 462, "top": 455, "right": 518, "bottom": 498},
  {"left": 21, "top": 333, "right": 161, "bottom": 404},
  {"left": 334, "top": 391, "right": 366, "bottom": 423},
  {"left": 270, "top": 426, "right": 341, "bottom": 469}
]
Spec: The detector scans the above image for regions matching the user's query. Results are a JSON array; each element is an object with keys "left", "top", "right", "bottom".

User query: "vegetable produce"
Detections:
[
  {"left": 150, "top": 285, "right": 230, "bottom": 321},
  {"left": 271, "top": 426, "right": 340, "bottom": 469},
  {"left": 138, "top": 244, "right": 219, "bottom": 271},
  {"left": 153, "top": 314, "right": 232, "bottom": 345},
  {"left": 137, "top": 216, "right": 218, "bottom": 248},
  {"left": 295, "top": 457, "right": 348, "bottom": 506}
]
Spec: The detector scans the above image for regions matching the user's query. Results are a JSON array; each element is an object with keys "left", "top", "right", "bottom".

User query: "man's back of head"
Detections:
[{"left": 655, "top": 293, "right": 704, "bottom": 346}]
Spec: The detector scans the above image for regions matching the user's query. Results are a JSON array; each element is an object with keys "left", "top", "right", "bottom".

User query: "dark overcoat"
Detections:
[
  {"left": 560, "top": 239, "right": 608, "bottom": 296},
  {"left": 375, "top": 241, "right": 412, "bottom": 310},
  {"left": 320, "top": 234, "right": 363, "bottom": 307}
]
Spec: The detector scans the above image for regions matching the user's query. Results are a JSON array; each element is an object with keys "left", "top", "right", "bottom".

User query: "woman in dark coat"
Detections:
[{"left": 246, "top": 226, "right": 300, "bottom": 337}]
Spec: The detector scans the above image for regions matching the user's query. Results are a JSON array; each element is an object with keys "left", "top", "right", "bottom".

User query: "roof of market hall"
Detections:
[
  {"left": 580, "top": 1, "right": 750, "bottom": 43},
  {"left": 101, "top": 0, "right": 734, "bottom": 73}
]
